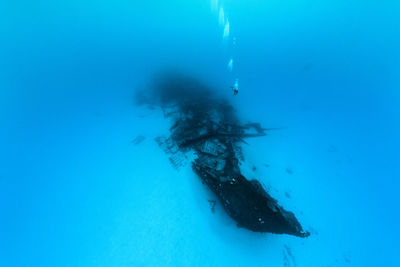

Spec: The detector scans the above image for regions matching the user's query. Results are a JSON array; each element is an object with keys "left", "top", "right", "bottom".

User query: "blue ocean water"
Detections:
[{"left": 1, "top": 0, "right": 399, "bottom": 266}]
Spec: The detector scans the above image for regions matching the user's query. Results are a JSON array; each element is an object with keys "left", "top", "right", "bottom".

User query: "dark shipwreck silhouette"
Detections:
[{"left": 137, "top": 73, "right": 309, "bottom": 238}]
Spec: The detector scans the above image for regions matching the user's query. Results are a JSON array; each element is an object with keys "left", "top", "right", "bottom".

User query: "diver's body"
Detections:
[
  {"left": 231, "top": 79, "right": 239, "bottom": 95},
  {"left": 231, "top": 86, "right": 238, "bottom": 95}
]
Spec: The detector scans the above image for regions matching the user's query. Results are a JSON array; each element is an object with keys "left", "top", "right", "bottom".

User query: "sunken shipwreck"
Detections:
[{"left": 136, "top": 73, "right": 309, "bottom": 238}]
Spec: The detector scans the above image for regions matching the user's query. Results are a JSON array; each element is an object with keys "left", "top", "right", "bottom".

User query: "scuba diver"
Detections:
[
  {"left": 231, "top": 86, "right": 238, "bottom": 95},
  {"left": 231, "top": 79, "right": 239, "bottom": 95}
]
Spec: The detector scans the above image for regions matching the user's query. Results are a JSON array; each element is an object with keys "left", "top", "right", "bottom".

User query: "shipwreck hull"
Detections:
[{"left": 193, "top": 162, "right": 308, "bottom": 237}]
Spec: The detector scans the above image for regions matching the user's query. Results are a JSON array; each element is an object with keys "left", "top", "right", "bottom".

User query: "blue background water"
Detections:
[{"left": 1, "top": 0, "right": 399, "bottom": 266}]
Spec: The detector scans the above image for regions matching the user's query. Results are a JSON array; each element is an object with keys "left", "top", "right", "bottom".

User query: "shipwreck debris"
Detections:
[
  {"left": 283, "top": 245, "right": 296, "bottom": 267},
  {"left": 208, "top": 199, "right": 217, "bottom": 213},
  {"left": 286, "top": 168, "right": 293, "bottom": 175},
  {"left": 132, "top": 135, "right": 146, "bottom": 145}
]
